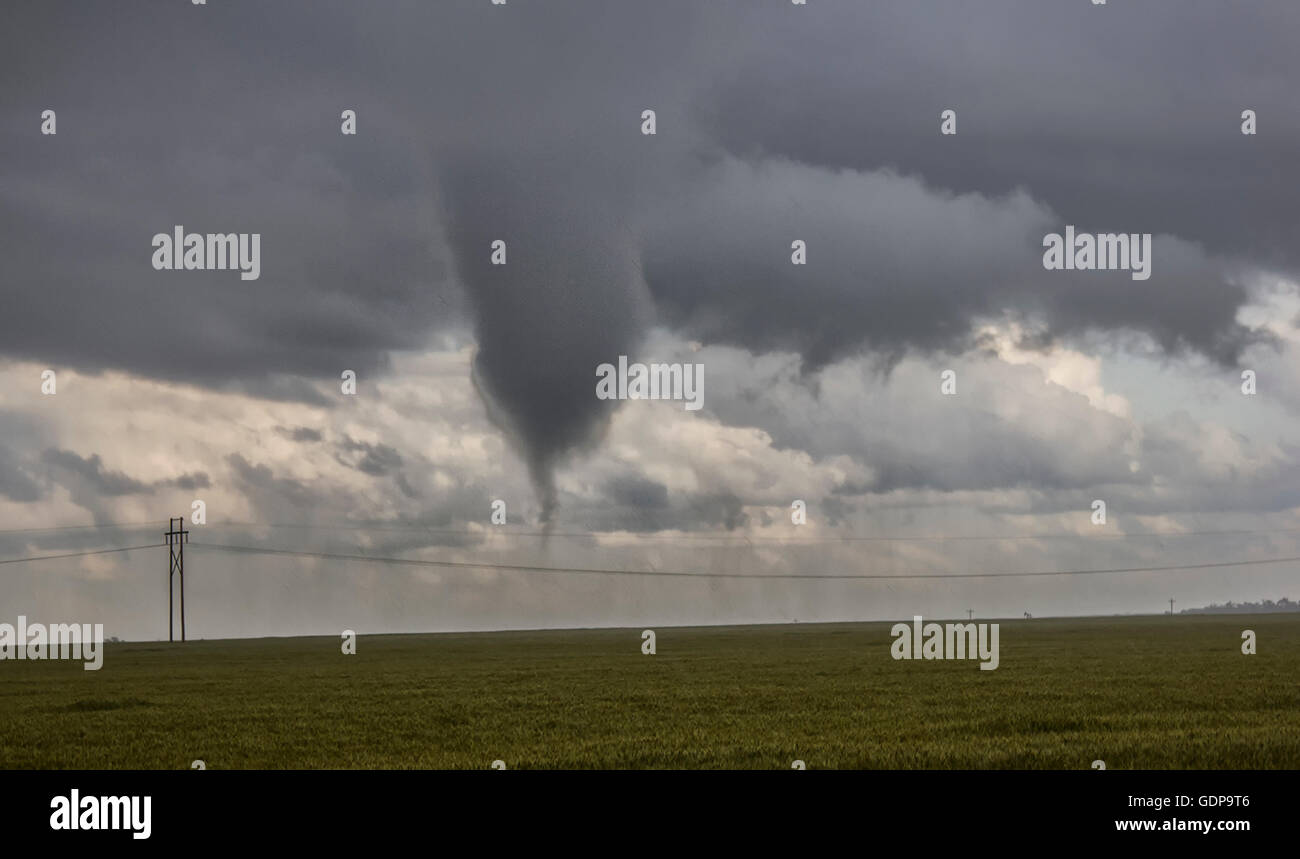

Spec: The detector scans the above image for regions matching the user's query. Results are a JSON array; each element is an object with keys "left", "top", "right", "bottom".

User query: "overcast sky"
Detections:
[{"left": 2, "top": 1, "right": 1299, "bottom": 640}]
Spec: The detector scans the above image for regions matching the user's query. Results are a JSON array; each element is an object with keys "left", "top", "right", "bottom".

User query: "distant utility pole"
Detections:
[
  {"left": 1169, "top": 598, "right": 1175, "bottom": 617},
  {"left": 967, "top": 609, "right": 973, "bottom": 621},
  {"left": 165, "top": 517, "right": 190, "bottom": 642}
]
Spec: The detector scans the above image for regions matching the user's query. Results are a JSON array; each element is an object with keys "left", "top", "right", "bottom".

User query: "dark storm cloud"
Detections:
[
  {"left": 0, "top": 443, "right": 42, "bottom": 502},
  {"left": 3, "top": 0, "right": 1297, "bottom": 511},
  {"left": 557, "top": 488, "right": 750, "bottom": 534},
  {"left": 0, "top": 2, "right": 461, "bottom": 401},
  {"left": 689, "top": 493, "right": 751, "bottom": 532},
  {"left": 227, "top": 453, "right": 317, "bottom": 510},
  {"left": 646, "top": 161, "right": 1043, "bottom": 370},
  {"left": 167, "top": 471, "right": 211, "bottom": 491},
  {"left": 821, "top": 496, "right": 854, "bottom": 528},
  {"left": 39, "top": 448, "right": 208, "bottom": 498},
  {"left": 276, "top": 426, "right": 324, "bottom": 443},
  {"left": 700, "top": 0, "right": 1300, "bottom": 272},
  {"left": 41, "top": 449, "right": 149, "bottom": 496},
  {"left": 604, "top": 474, "right": 669, "bottom": 510},
  {"left": 216, "top": 451, "right": 498, "bottom": 551},
  {"left": 0, "top": 412, "right": 50, "bottom": 502},
  {"left": 337, "top": 437, "right": 403, "bottom": 477},
  {"left": 644, "top": 159, "right": 1264, "bottom": 369}
]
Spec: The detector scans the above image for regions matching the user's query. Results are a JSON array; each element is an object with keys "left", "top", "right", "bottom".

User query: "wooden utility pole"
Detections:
[
  {"left": 1169, "top": 598, "right": 1175, "bottom": 616},
  {"left": 165, "top": 517, "right": 190, "bottom": 641}
]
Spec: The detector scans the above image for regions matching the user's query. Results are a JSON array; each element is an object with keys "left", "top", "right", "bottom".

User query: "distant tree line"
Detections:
[{"left": 1181, "top": 598, "right": 1298, "bottom": 614}]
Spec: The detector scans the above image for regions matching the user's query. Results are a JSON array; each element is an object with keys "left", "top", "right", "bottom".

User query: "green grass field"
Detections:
[{"left": 1, "top": 614, "right": 1297, "bottom": 769}]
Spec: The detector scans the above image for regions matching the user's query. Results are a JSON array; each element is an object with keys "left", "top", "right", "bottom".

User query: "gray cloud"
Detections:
[
  {"left": 0, "top": 443, "right": 42, "bottom": 502},
  {"left": 337, "top": 437, "right": 403, "bottom": 477},
  {"left": 276, "top": 426, "right": 324, "bottom": 443},
  {"left": 645, "top": 158, "right": 1261, "bottom": 371},
  {"left": 37, "top": 449, "right": 208, "bottom": 507},
  {"left": 701, "top": 0, "right": 1300, "bottom": 272},
  {"left": 42, "top": 449, "right": 150, "bottom": 497},
  {"left": 167, "top": 472, "right": 211, "bottom": 491},
  {"left": 226, "top": 453, "right": 317, "bottom": 511},
  {"left": 603, "top": 474, "right": 669, "bottom": 510}
]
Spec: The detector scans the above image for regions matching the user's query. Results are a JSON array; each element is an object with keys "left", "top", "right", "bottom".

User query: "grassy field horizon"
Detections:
[
  {"left": 91, "top": 608, "right": 1299, "bottom": 644},
  {"left": 2, "top": 614, "right": 1297, "bottom": 769}
]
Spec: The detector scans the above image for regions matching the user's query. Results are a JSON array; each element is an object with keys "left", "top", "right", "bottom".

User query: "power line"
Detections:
[
  {"left": 2, "top": 537, "right": 1291, "bottom": 579},
  {"left": 0, "top": 544, "right": 165, "bottom": 566},
  {"left": 190, "top": 541, "right": 1300, "bottom": 581}
]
